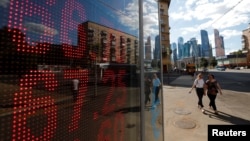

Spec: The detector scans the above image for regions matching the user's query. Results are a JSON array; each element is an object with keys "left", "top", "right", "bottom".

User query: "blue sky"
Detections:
[{"left": 169, "top": 0, "right": 250, "bottom": 55}]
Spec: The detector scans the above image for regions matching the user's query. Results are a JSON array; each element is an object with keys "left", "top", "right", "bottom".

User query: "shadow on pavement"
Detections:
[
  {"left": 203, "top": 110, "right": 250, "bottom": 124},
  {"left": 163, "top": 73, "right": 194, "bottom": 88}
]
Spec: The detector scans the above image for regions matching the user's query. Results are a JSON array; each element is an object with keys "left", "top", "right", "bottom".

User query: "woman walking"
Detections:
[
  {"left": 144, "top": 75, "right": 152, "bottom": 105},
  {"left": 152, "top": 73, "right": 161, "bottom": 107},
  {"left": 189, "top": 73, "right": 205, "bottom": 113},
  {"left": 204, "top": 74, "right": 222, "bottom": 114}
]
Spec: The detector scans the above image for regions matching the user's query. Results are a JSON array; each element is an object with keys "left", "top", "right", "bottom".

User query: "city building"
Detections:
[
  {"left": 154, "top": 35, "right": 161, "bottom": 60},
  {"left": 217, "top": 24, "right": 250, "bottom": 68},
  {"left": 171, "top": 42, "right": 177, "bottom": 66},
  {"left": 242, "top": 24, "right": 250, "bottom": 67},
  {"left": 190, "top": 37, "right": 199, "bottom": 57},
  {"left": 200, "top": 30, "right": 210, "bottom": 57},
  {"left": 145, "top": 36, "right": 152, "bottom": 60},
  {"left": 159, "top": 0, "right": 171, "bottom": 73},
  {"left": 80, "top": 21, "right": 138, "bottom": 65},
  {"left": 214, "top": 29, "right": 225, "bottom": 57},
  {"left": 177, "top": 37, "right": 184, "bottom": 59},
  {"left": 183, "top": 42, "right": 190, "bottom": 58}
]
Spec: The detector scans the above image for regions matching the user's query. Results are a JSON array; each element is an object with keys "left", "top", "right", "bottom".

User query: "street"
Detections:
[{"left": 163, "top": 69, "right": 250, "bottom": 94}]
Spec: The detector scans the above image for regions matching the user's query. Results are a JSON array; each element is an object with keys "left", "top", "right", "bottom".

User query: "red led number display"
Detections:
[
  {"left": 97, "top": 70, "right": 126, "bottom": 141},
  {"left": 7, "top": 0, "right": 127, "bottom": 140},
  {"left": 12, "top": 71, "right": 58, "bottom": 140}
]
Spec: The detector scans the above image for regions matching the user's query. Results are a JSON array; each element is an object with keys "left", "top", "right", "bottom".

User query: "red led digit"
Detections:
[
  {"left": 115, "top": 70, "right": 127, "bottom": 107},
  {"left": 96, "top": 68, "right": 127, "bottom": 140},
  {"left": 60, "top": 0, "right": 87, "bottom": 59},
  {"left": 97, "top": 114, "right": 125, "bottom": 141},
  {"left": 12, "top": 70, "right": 58, "bottom": 140},
  {"left": 8, "top": 0, "right": 55, "bottom": 54},
  {"left": 64, "top": 69, "right": 88, "bottom": 132},
  {"left": 101, "top": 70, "right": 116, "bottom": 115},
  {"left": 46, "top": 0, "right": 56, "bottom": 6},
  {"left": 97, "top": 119, "right": 112, "bottom": 141},
  {"left": 113, "top": 113, "right": 125, "bottom": 141},
  {"left": 100, "top": 69, "right": 127, "bottom": 116}
]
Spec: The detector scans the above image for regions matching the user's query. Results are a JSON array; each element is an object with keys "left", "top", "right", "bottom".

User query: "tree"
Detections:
[
  {"left": 210, "top": 57, "right": 217, "bottom": 67},
  {"left": 151, "top": 59, "right": 157, "bottom": 68},
  {"left": 200, "top": 57, "right": 208, "bottom": 68},
  {"left": 232, "top": 50, "right": 242, "bottom": 55},
  {"left": 157, "top": 60, "right": 161, "bottom": 68}
]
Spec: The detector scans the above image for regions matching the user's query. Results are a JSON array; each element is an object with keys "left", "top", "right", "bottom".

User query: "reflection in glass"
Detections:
[{"left": 0, "top": 0, "right": 148, "bottom": 140}]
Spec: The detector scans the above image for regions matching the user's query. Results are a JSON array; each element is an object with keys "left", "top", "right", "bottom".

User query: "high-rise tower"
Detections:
[
  {"left": 214, "top": 29, "right": 225, "bottom": 57},
  {"left": 145, "top": 36, "right": 152, "bottom": 60},
  {"left": 177, "top": 37, "right": 184, "bottom": 59},
  {"left": 171, "top": 42, "right": 177, "bottom": 66},
  {"left": 154, "top": 35, "right": 161, "bottom": 60},
  {"left": 200, "top": 30, "right": 210, "bottom": 57}
]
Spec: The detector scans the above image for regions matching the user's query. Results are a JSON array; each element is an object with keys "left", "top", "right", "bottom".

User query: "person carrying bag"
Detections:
[{"left": 204, "top": 74, "right": 223, "bottom": 114}]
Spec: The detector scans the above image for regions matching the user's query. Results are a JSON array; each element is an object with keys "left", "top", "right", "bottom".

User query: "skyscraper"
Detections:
[
  {"left": 200, "top": 30, "right": 210, "bottom": 57},
  {"left": 190, "top": 37, "right": 198, "bottom": 57},
  {"left": 154, "top": 35, "right": 160, "bottom": 60},
  {"left": 177, "top": 37, "right": 184, "bottom": 59},
  {"left": 145, "top": 36, "right": 152, "bottom": 60},
  {"left": 214, "top": 29, "right": 225, "bottom": 57},
  {"left": 171, "top": 42, "right": 177, "bottom": 66},
  {"left": 183, "top": 42, "right": 190, "bottom": 58}
]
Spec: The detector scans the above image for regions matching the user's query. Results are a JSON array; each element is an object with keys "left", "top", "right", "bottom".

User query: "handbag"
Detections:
[
  {"left": 210, "top": 88, "right": 218, "bottom": 95},
  {"left": 207, "top": 81, "right": 218, "bottom": 95}
]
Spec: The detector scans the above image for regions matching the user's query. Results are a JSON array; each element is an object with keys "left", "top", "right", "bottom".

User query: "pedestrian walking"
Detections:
[
  {"left": 72, "top": 78, "right": 79, "bottom": 102},
  {"left": 144, "top": 75, "right": 152, "bottom": 106},
  {"left": 189, "top": 73, "right": 205, "bottom": 113},
  {"left": 204, "top": 74, "right": 222, "bottom": 114},
  {"left": 152, "top": 73, "right": 161, "bottom": 107}
]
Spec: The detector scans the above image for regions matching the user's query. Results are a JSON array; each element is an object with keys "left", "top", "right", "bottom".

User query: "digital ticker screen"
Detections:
[{"left": 0, "top": 0, "right": 143, "bottom": 140}]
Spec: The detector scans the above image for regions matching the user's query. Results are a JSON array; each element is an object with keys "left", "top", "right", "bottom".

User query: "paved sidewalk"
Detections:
[{"left": 162, "top": 85, "right": 250, "bottom": 141}]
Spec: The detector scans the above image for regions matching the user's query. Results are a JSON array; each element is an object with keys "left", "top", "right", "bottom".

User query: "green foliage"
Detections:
[
  {"left": 210, "top": 57, "right": 217, "bottom": 67},
  {"left": 151, "top": 59, "right": 157, "bottom": 68},
  {"left": 200, "top": 57, "right": 208, "bottom": 68},
  {"left": 157, "top": 60, "right": 161, "bottom": 68}
]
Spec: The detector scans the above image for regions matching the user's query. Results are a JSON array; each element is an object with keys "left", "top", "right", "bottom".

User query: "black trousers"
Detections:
[
  {"left": 154, "top": 86, "right": 160, "bottom": 103},
  {"left": 207, "top": 93, "right": 217, "bottom": 110},
  {"left": 145, "top": 91, "right": 151, "bottom": 104},
  {"left": 72, "top": 90, "right": 78, "bottom": 102},
  {"left": 196, "top": 88, "right": 204, "bottom": 108}
]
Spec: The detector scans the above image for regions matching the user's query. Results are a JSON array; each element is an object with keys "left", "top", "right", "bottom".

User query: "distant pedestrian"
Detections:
[
  {"left": 193, "top": 72, "right": 197, "bottom": 80},
  {"left": 152, "top": 73, "right": 161, "bottom": 107},
  {"left": 144, "top": 75, "right": 152, "bottom": 105},
  {"left": 189, "top": 73, "right": 205, "bottom": 113},
  {"left": 72, "top": 78, "right": 79, "bottom": 102},
  {"left": 204, "top": 74, "right": 222, "bottom": 114}
]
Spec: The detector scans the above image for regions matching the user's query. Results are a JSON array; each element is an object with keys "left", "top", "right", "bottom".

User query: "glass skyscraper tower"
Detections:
[
  {"left": 200, "top": 30, "right": 210, "bottom": 57},
  {"left": 177, "top": 37, "right": 184, "bottom": 59}
]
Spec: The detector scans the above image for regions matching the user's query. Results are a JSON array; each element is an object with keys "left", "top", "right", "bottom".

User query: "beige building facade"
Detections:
[
  {"left": 242, "top": 25, "right": 250, "bottom": 67},
  {"left": 80, "top": 21, "right": 139, "bottom": 65},
  {"left": 158, "top": 0, "right": 171, "bottom": 73}
]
